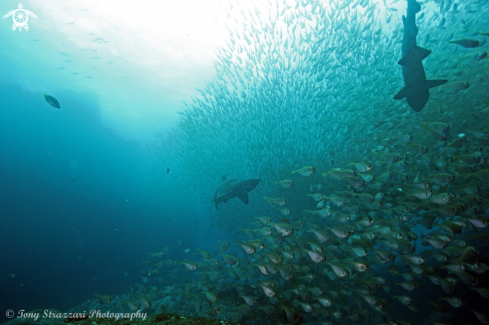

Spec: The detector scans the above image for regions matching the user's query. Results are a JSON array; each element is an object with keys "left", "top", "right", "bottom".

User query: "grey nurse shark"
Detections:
[
  {"left": 394, "top": 0, "right": 447, "bottom": 112},
  {"left": 213, "top": 175, "right": 260, "bottom": 209}
]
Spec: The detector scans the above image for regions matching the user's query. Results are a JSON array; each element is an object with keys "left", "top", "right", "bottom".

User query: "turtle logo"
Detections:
[{"left": 3, "top": 3, "right": 37, "bottom": 32}]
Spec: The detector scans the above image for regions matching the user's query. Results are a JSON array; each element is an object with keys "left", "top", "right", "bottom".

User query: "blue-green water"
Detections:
[{"left": 1, "top": 0, "right": 489, "bottom": 324}]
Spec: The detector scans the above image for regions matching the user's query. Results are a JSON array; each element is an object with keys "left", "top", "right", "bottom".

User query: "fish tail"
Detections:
[{"left": 420, "top": 124, "right": 433, "bottom": 132}]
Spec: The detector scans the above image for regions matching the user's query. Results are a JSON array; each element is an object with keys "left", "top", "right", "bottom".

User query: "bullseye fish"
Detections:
[
  {"left": 94, "top": 293, "right": 112, "bottom": 304},
  {"left": 291, "top": 166, "right": 316, "bottom": 176}
]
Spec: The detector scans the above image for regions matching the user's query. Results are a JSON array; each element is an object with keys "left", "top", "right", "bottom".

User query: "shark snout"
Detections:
[
  {"left": 244, "top": 179, "right": 260, "bottom": 191},
  {"left": 249, "top": 179, "right": 260, "bottom": 186}
]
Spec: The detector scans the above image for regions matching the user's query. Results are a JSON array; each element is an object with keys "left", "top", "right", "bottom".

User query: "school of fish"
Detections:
[{"left": 124, "top": 0, "right": 489, "bottom": 323}]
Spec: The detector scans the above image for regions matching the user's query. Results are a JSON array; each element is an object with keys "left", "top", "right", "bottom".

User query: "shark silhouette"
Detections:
[
  {"left": 213, "top": 175, "right": 260, "bottom": 209},
  {"left": 394, "top": 0, "right": 447, "bottom": 112}
]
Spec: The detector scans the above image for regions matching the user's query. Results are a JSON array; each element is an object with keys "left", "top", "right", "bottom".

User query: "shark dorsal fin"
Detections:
[
  {"left": 222, "top": 174, "right": 228, "bottom": 181},
  {"left": 398, "top": 46, "right": 431, "bottom": 66}
]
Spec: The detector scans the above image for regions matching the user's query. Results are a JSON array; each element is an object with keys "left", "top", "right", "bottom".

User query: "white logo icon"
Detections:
[{"left": 3, "top": 3, "right": 37, "bottom": 32}]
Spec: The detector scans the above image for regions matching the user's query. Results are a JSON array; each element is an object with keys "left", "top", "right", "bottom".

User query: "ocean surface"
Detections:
[{"left": 1, "top": 0, "right": 489, "bottom": 324}]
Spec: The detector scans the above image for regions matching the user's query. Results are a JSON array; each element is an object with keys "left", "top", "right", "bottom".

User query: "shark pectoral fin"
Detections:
[
  {"left": 394, "top": 86, "right": 412, "bottom": 99},
  {"left": 398, "top": 46, "right": 431, "bottom": 66},
  {"left": 425, "top": 79, "right": 448, "bottom": 89},
  {"left": 237, "top": 193, "right": 249, "bottom": 204}
]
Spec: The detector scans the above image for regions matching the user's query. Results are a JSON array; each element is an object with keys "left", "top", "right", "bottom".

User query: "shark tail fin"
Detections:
[
  {"left": 407, "top": 0, "right": 421, "bottom": 14},
  {"left": 398, "top": 46, "right": 431, "bottom": 66},
  {"left": 425, "top": 79, "right": 448, "bottom": 89}
]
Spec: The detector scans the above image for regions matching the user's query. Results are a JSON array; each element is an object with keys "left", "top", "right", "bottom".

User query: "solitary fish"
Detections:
[
  {"left": 44, "top": 93, "right": 60, "bottom": 108},
  {"left": 135, "top": 293, "right": 152, "bottom": 309},
  {"left": 441, "top": 81, "right": 470, "bottom": 92},
  {"left": 449, "top": 39, "right": 479, "bottom": 48},
  {"left": 292, "top": 166, "right": 316, "bottom": 176},
  {"left": 122, "top": 299, "right": 139, "bottom": 311},
  {"left": 275, "top": 180, "right": 294, "bottom": 188},
  {"left": 95, "top": 293, "right": 112, "bottom": 304},
  {"left": 475, "top": 52, "right": 488, "bottom": 61}
]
